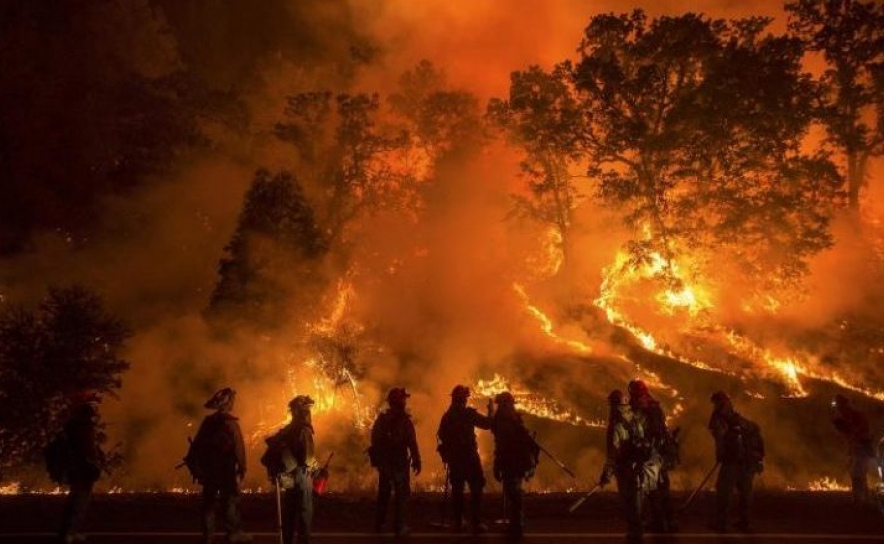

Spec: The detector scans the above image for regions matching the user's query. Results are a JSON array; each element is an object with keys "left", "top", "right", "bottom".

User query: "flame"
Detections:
[
  {"left": 596, "top": 224, "right": 884, "bottom": 402},
  {"left": 473, "top": 373, "right": 604, "bottom": 427},
  {"left": 0, "top": 482, "right": 21, "bottom": 495},
  {"left": 251, "top": 279, "right": 374, "bottom": 446},
  {"left": 512, "top": 283, "right": 591, "bottom": 354},
  {"left": 524, "top": 227, "right": 564, "bottom": 279},
  {"left": 787, "top": 477, "right": 851, "bottom": 492}
]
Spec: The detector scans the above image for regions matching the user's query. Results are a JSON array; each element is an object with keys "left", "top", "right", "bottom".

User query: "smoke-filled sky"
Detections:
[{"left": 1, "top": 0, "right": 882, "bottom": 491}]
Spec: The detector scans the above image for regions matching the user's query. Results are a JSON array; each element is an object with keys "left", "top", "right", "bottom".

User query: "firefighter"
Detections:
[
  {"left": 369, "top": 388, "right": 421, "bottom": 536},
  {"left": 490, "top": 391, "right": 539, "bottom": 539},
  {"left": 600, "top": 389, "right": 651, "bottom": 541},
  {"left": 276, "top": 395, "right": 316, "bottom": 544},
  {"left": 627, "top": 379, "right": 676, "bottom": 533},
  {"left": 708, "top": 391, "right": 764, "bottom": 533},
  {"left": 436, "top": 385, "right": 492, "bottom": 533},
  {"left": 831, "top": 394, "right": 877, "bottom": 506},
  {"left": 58, "top": 400, "right": 105, "bottom": 544},
  {"left": 192, "top": 387, "right": 251, "bottom": 544}
]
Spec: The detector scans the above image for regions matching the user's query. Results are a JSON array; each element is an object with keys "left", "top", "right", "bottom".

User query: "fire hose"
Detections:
[
  {"left": 568, "top": 482, "right": 603, "bottom": 513},
  {"left": 532, "top": 437, "right": 578, "bottom": 479},
  {"left": 680, "top": 462, "right": 720, "bottom": 514}
]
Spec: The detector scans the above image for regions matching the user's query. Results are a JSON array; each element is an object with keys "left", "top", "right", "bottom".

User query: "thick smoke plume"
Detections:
[{"left": 1, "top": 0, "right": 882, "bottom": 492}]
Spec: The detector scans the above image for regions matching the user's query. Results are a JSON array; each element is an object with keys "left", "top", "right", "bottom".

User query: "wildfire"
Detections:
[
  {"left": 787, "top": 477, "right": 851, "bottom": 492},
  {"left": 524, "top": 227, "right": 564, "bottom": 279},
  {"left": 512, "top": 283, "right": 591, "bottom": 354},
  {"left": 473, "top": 373, "right": 604, "bottom": 428},
  {"left": 251, "top": 279, "right": 373, "bottom": 446},
  {"left": 0, "top": 482, "right": 21, "bottom": 495},
  {"left": 596, "top": 225, "right": 884, "bottom": 403}
]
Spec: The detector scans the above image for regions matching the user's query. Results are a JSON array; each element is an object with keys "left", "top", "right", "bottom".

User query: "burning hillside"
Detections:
[{"left": 1, "top": 1, "right": 883, "bottom": 495}]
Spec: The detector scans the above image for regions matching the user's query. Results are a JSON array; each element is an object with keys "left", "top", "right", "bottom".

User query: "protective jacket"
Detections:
[
  {"left": 437, "top": 406, "right": 491, "bottom": 465},
  {"left": 832, "top": 406, "right": 874, "bottom": 458},
  {"left": 370, "top": 408, "right": 420, "bottom": 471},
  {"left": 191, "top": 411, "right": 246, "bottom": 487},
  {"left": 63, "top": 412, "right": 104, "bottom": 484},
  {"left": 709, "top": 411, "right": 764, "bottom": 471},
  {"left": 491, "top": 410, "right": 538, "bottom": 480}
]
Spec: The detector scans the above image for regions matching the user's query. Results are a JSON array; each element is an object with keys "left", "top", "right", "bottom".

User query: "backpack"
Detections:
[
  {"left": 45, "top": 431, "right": 71, "bottom": 484},
  {"left": 369, "top": 412, "right": 412, "bottom": 467},
  {"left": 260, "top": 428, "right": 297, "bottom": 479},
  {"left": 183, "top": 414, "right": 234, "bottom": 483},
  {"left": 723, "top": 416, "right": 764, "bottom": 467}
]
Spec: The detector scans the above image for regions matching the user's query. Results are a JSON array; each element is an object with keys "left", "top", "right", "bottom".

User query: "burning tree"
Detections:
[
  {"left": 489, "top": 64, "right": 585, "bottom": 269},
  {"left": 0, "top": 286, "right": 129, "bottom": 473},
  {"left": 787, "top": 0, "right": 884, "bottom": 214},
  {"left": 571, "top": 10, "right": 841, "bottom": 295}
]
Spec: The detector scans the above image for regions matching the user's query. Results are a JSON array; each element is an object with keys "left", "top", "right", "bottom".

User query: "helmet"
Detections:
[
  {"left": 450, "top": 385, "right": 470, "bottom": 400},
  {"left": 288, "top": 395, "right": 315, "bottom": 410},
  {"left": 387, "top": 388, "right": 411, "bottom": 404},
  {"left": 494, "top": 391, "right": 515, "bottom": 406},
  {"left": 204, "top": 387, "right": 236, "bottom": 410},
  {"left": 607, "top": 389, "right": 625, "bottom": 406},
  {"left": 710, "top": 391, "right": 731, "bottom": 406},
  {"left": 627, "top": 379, "right": 649, "bottom": 398}
]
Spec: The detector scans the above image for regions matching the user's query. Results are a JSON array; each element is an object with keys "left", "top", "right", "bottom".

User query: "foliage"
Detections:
[
  {"left": 489, "top": 64, "right": 585, "bottom": 261},
  {"left": 0, "top": 1, "right": 230, "bottom": 255},
  {"left": 786, "top": 0, "right": 884, "bottom": 211},
  {"left": 0, "top": 286, "right": 130, "bottom": 471},
  {"left": 570, "top": 10, "right": 841, "bottom": 289},
  {"left": 208, "top": 170, "right": 328, "bottom": 328}
]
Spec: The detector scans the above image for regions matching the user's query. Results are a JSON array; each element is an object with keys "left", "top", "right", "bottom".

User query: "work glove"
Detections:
[{"left": 412, "top": 461, "right": 422, "bottom": 476}]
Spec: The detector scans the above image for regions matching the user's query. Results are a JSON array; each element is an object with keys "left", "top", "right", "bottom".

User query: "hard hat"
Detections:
[
  {"left": 204, "top": 387, "right": 236, "bottom": 410},
  {"left": 450, "top": 385, "right": 470, "bottom": 399},
  {"left": 710, "top": 391, "right": 731, "bottom": 405},
  {"left": 288, "top": 395, "right": 315, "bottom": 410},
  {"left": 494, "top": 391, "right": 515, "bottom": 406},
  {"left": 387, "top": 387, "right": 411, "bottom": 404},
  {"left": 607, "top": 389, "right": 625, "bottom": 406},
  {"left": 627, "top": 379, "right": 649, "bottom": 397}
]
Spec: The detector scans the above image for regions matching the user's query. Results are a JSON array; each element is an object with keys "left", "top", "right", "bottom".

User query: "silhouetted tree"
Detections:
[
  {"left": 208, "top": 170, "right": 327, "bottom": 328},
  {"left": 787, "top": 0, "right": 884, "bottom": 213},
  {"left": 489, "top": 64, "right": 585, "bottom": 264},
  {"left": 275, "top": 92, "right": 405, "bottom": 248},
  {"left": 571, "top": 11, "right": 840, "bottom": 289},
  {"left": 0, "top": 286, "right": 129, "bottom": 471},
  {"left": 0, "top": 1, "right": 216, "bottom": 255},
  {"left": 389, "top": 60, "right": 484, "bottom": 162}
]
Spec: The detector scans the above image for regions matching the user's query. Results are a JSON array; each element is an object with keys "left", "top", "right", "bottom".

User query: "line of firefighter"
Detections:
[{"left": 49, "top": 383, "right": 882, "bottom": 544}]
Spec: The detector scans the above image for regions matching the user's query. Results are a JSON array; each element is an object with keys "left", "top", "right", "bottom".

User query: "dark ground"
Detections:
[{"left": 1, "top": 491, "right": 883, "bottom": 543}]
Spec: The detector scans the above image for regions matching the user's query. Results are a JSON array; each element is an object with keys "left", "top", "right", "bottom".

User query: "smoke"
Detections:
[{"left": 1, "top": 0, "right": 882, "bottom": 492}]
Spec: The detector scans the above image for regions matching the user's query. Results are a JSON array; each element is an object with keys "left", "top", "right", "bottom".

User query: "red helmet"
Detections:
[{"left": 627, "top": 379, "right": 649, "bottom": 398}]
